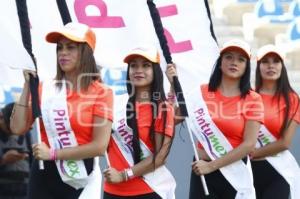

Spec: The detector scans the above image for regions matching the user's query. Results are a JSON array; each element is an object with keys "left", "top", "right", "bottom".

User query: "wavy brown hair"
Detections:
[{"left": 55, "top": 42, "right": 100, "bottom": 90}]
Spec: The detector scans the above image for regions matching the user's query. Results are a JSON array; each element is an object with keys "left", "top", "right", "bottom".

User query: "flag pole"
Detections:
[
  {"left": 147, "top": 0, "right": 209, "bottom": 195},
  {"left": 15, "top": 0, "right": 44, "bottom": 170}
]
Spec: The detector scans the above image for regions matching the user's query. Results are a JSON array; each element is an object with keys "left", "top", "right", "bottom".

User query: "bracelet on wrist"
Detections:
[
  {"left": 167, "top": 92, "right": 175, "bottom": 98},
  {"left": 167, "top": 95, "right": 176, "bottom": 100},
  {"left": 167, "top": 93, "right": 177, "bottom": 105},
  {"left": 50, "top": 148, "right": 57, "bottom": 161},
  {"left": 122, "top": 170, "right": 128, "bottom": 182},
  {"left": 125, "top": 168, "right": 135, "bottom": 180}
]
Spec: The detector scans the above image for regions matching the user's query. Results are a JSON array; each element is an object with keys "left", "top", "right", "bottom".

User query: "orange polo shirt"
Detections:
[
  {"left": 104, "top": 101, "right": 174, "bottom": 196},
  {"left": 260, "top": 92, "right": 300, "bottom": 139},
  {"left": 198, "top": 84, "right": 264, "bottom": 149},
  {"left": 39, "top": 81, "right": 113, "bottom": 146}
]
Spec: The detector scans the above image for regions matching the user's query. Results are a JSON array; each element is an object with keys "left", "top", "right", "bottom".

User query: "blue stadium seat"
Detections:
[
  {"left": 237, "top": 0, "right": 258, "bottom": 2},
  {"left": 255, "top": 0, "right": 284, "bottom": 18},
  {"left": 288, "top": 17, "right": 300, "bottom": 40},
  {"left": 289, "top": 1, "right": 300, "bottom": 17},
  {"left": 278, "top": 0, "right": 293, "bottom": 2}
]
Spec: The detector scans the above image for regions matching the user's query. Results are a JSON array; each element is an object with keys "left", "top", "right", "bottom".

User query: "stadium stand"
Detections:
[{"left": 211, "top": 0, "right": 300, "bottom": 93}]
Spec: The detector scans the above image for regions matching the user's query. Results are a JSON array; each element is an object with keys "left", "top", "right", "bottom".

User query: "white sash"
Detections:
[
  {"left": 257, "top": 125, "right": 300, "bottom": 199},
  {"left": 79, "top": 157, "right": 102, "bottom": 199},
  {"left": 185, "top": 87, "right": 256, "bottom": 199},
  {"left": 41, "top": 80, "right": 89, "bottom": 189},
  {"left": 111, "top": 107, "right": 176, "bottom": 199}
]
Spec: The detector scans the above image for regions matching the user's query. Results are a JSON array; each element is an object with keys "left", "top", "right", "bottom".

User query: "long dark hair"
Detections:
[
  {"left": 208, "top": 54, "right": 251, "bottom": 98},
  {"left": 55, "top": 42, "right": 100, "bottom": 90},
  {"left": 126, "top": 62, "right": 173, "bottom": 164},
  {"left": 255, "top": 60, "right": 299, "bottom": 136}
]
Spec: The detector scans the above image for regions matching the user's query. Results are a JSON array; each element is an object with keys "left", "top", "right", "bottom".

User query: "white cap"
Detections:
[
  {"left": 123, "top": 46, "right": 160, "bottom": 64},
  {"left": 46, "top": 22, "right": 96, "bottom": 50},
  {"left": 220, "top": 39, "right": 251, "bottom": 59},
  {"left": 257, "top": 44, "right": 285, "bottom": 61}
]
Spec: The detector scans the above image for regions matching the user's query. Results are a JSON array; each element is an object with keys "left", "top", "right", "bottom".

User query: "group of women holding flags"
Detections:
[{"left": 9, "top": 22, "right": 300, "bottom": 199}]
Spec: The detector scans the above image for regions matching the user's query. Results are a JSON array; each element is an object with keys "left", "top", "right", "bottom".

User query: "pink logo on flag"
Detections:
[
  {"left": 158, "top": 5, "right": 193, "bottom": 53},
  {"left": 74, "top": 0, "right": 125, "bottom": 28}
]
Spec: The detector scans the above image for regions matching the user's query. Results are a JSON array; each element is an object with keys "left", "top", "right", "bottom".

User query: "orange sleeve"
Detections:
[
  {"left": 93, "top": 86, "right": 113, "bottom": 122},
  {"left": 244, "top": 92, "right": 264, "bottom": 123},
  {"left": 289, "top": 93, "right": 300, "bottom": 124},
  {"left": 154, "top": 102, "right": 174, "bottom": 137}
]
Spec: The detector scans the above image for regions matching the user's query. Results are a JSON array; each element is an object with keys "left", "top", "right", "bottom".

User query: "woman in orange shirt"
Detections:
[
  {"left": 251, "top": 44, "right": 300, "bottom": 199},
  {"left": 167, "top": 39, "right": 264, "bottom": 199},
  {"left": 10, "top": 22, "right": 113, "bottom": 199},
  {"left": 103, "top": 47, "right": 176, "bottom": 199}
]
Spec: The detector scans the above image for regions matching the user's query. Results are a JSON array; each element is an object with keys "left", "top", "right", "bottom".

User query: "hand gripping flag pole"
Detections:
[
  {"left": 147, "top": 0, "right": 209, "bottom": 195},
  {"left": 15, "top": 0, "right": 44, "bottom": 170}
]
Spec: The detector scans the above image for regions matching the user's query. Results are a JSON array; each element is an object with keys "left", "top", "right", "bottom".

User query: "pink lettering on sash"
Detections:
[
  {"left": 74, "top": 0, "right": 125, "bottom": 28},
  {"left": 158, "top": 5, "right": 193, "bottom": 53},
  {"left": 117, "top": 119, "right": 133, "bottom": 146},
  {"left": 53, "top": 109, "right": 71, "bottom": 146},
  {"left": 194, "top": 108, "right": 227, "bottom": 157}
]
